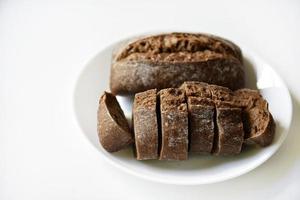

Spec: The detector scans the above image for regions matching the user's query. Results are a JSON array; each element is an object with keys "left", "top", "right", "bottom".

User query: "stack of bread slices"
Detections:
[{"left": 98, "top": 81, "right": 275, "bottom": 160}]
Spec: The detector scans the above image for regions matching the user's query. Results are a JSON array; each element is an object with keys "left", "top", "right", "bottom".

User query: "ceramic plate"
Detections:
[{"left": 73, "top": 35, "right": 292, "bottom": 185}]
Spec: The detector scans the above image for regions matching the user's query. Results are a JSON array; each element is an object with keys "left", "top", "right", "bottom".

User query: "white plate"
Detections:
[{"left": 73, "top": 37, "right": 292, "bottom": 185}]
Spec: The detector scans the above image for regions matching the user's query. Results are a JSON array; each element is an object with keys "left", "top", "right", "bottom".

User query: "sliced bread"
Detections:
[{"left": 97, "top": 92, "right": 133, "bottom": 152}]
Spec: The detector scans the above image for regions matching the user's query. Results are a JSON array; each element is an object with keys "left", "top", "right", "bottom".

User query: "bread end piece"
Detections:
[
  {"left": 234, "top": 89, "right": 276, "bottom": 147},
  {"left": 97, "top": 92, "right": 133, "bottom": 152},
  {"left": 243, "top": 100, "right": 276, "bottom": 147}
]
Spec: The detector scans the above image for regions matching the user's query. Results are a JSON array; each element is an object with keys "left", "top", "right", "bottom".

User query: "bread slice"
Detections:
[
  {"left": 187, "top": 97, "right": 215, "bottom": 153},
  {"left": 133, "top": 89, "right": 158, "bottom": 160},
  {"left": 97, "top": 92, "right": 133, "bottom": 152},
  {"left": 213, "top": 101, "right": 244, "bottom": 155},
  {"left": 180, "top": 81, "right": 215, "bottom": 153},
  {"left": 234, "top": 89, "right": 275, "bottom": 147},
  {"left": 206, "top": 85, "right": 244, "bottom": 155},
  {"left": 159, "top": 88, "right": 188, "bottom": 160}
]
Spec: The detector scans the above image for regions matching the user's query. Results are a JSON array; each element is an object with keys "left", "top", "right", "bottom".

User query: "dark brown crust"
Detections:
[
  {"left": 208, "top": 84, "right": 235, "bottom": 102},
  {"left": 133, "top": 89, "right": 158, "bottom": 160},
  {"left": 159, "top": 88, "right": 188, "bottom": 160},
  {"left": 180, "top": 81, "right": 211, "bottom": 98},
  {"left": 115, "top": 33, "right": 242, "bottom": 62},
  {"left": 207, "top": 86, "right": 275, "bottom": 148},
  {"left": 243, "top": 100, "right": 275, "bottom": 147},
  {"left": 187, "top": 97, "right": 215, "bottom": 153},
  {"left": 233, "top": 89, "right": 275, "bottom": 146},
  {"left": 181, "top": 81, "right": 244, "bottom": 155},
  {"left": 233, "top": 89, "right": 262, "bottom": 109},
  {"left": 180, "top": 81, "right": 275, "bottom": 150},
  {"left": 213, "top": 103, "right": 244, "bottom": 155},
  {"left": 110, "top": 33, "right": 245, "bottom": 94},
  {"left": 123, "top": 50, "right": 232, "bottom": 63},
  {"left": 244, "top": 113, "right": 275, "bottom": 147},
  {"left": 111, "top": 54, "right": 244, "bottom": 94},
  {"left": 97, "top": 92, "right": 133, "bottom": 152}
]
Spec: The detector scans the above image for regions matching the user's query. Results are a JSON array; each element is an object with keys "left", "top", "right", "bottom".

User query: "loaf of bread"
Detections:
[
  {"left": 159, "top": 88, "right": 188, "bottom": 160},
  {"left": 133, "top": 89, "right": 158, "bottom": 160},
  {"left": 97, "top": 82, "right": 276, "bottom": 158},
  {"left": 97, "top": 92, "right": 133, "bottom": 152},
  {"left": 110, "top": 33, "right": 245, "bottom": 94}
]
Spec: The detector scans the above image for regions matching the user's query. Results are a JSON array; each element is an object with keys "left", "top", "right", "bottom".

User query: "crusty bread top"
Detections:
[
  {"left": 180, "top": 81, "right": 211, "bottom": 98},
  {"left": 134, "top": 89, "right": 157, "bottom": 110},
  {"left": 115, "top": 33, "right": 242, "bottom": 62},
  {"left": 123, "top": 50, "right": 239, "bottom": 63},
  {"left": 181, "top": 81, "right": 236, "bottom": 102},
  {"left": 233, "top": 88, "right": 262, "bottom": 108},
  {"left": 182, "top": 82, "right": 270, "bottom": 110},
  {"left": 234, "top": 88, "right": 261, "bottom": 99},
  {"left": 159, "top": 88, "right": 186, "bottom": 111},
  {"left": 208, "top": 84, "right": 235, "bottom": 102}
]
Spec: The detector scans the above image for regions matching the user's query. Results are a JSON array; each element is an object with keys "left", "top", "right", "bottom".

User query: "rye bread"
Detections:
[
  {"left": 180, "top": 81, "right": 211, "bottom": 98},
  {"left": 180, "top": 82, "right": 215, "bottom": 153},
  {"left": 201, "top": 84, "right": 244, "bottom": 155},
  {"left": 207, "top": 86, "right": 275, "bottom": 147},
  {"left": 97, "top": 92, "right": 133, "bottom": 152},
  {"left": 181, "top": 82, "right": 276, "bottom": 148},
  {"left": 180, "top": 81, "right": 245, "bottom": 155},
  {"left": 208, "top": 84, "right": 235, "bottom": 102},
  {"left": 187, "top": 97, "right": 215, "bottom": 153},
  {"left": 213, "top": 101, "right": 244, "bottom": 155},
  {"left": 233, "top": 88, "right": 262, "bottom": 109},
  {"left": 110, "top": 33, "right": 245, "bottom": 94},
  {"left": 234, "top": 89, "right": 275, "bottom": 146},
  {"left": 116, "top": 33, "right": 243, "bottom": 62},
  {"left": 133, "top": 89, "right": 158, "bottom": 160},
  {"left": 159, "top": 88, "right": 188, "bottom": 160}
]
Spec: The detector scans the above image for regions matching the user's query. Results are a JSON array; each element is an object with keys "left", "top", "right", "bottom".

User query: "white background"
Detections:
[{"left": 1, "top": 0, "right": 300, "bottom": 199}]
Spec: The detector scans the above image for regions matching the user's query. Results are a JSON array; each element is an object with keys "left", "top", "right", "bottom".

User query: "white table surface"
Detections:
[{"left": 1, "top": 0, "right": 300, "bottom": 199}]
